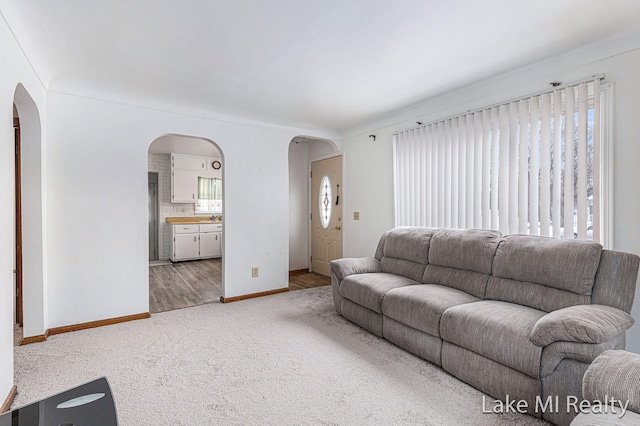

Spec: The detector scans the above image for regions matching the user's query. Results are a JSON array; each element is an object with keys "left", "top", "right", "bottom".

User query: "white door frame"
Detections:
[{"left": 308, "top": 151, "right": 345, "bottom": 273}]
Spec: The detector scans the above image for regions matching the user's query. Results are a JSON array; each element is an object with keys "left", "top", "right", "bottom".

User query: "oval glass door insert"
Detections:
[{"left": 319, "top": 175, "right": 332, "bottom": 229}]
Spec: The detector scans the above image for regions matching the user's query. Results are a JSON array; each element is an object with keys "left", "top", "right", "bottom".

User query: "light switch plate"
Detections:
[{"left": 354, "top": 212, "right": 360, "bottom": 220}]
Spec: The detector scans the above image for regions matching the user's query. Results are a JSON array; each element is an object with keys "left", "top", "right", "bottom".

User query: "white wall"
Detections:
[
  {"left": 341, "top": 46, "right": 640, "bottom": 353},
  {"left": 341, "top": 130, "right": 395, "bottom": 258},
  {"left": 0, "top": 15, "right": 46, "bottom": 406},
  {"left": 44, "top": 91, "right": 334, "bottom": 328},
  {"left": 288, "top": 141, "right": 310, "bottom": 270},
  {"left": 14, "top": 84, "right": 46, "bottom": 341},
  {"left": 309, "top": 141, "right": 335, "bottom": 159}
]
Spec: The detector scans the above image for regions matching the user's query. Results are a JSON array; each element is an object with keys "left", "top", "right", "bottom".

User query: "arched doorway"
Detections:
[
  {"left": 288, "top": 136, "right": 340, "bottom": 283},
  {"left": 13, "top": 84, "right": 45, "bottom": 344},
  {"left": 147, "top": 134, "right": 224, "bottom": 313}
]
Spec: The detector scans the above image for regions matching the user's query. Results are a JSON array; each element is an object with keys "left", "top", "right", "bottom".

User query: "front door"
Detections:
[{"left": 311, "top": 156, "right": 342, "bottom": 276}]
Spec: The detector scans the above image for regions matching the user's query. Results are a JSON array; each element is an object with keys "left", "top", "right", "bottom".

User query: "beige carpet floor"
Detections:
[{"left": 12, "top": 286, "right": 550, "bottom": 425}]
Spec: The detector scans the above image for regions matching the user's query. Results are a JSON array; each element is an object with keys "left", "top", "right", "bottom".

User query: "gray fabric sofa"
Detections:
[
  {"left": 570, "top": 350, "right": 640, "bottom": 425},
  {"left": 330, "top": 227, "right": 640, "bottom": 426}
]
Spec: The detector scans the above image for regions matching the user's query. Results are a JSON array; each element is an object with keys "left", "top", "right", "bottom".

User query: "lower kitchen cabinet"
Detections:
[
  {"left": 170, "top": 224, "right": 199, "bottom": 261},
  {"left": 199, "top": 232, "right": 221, "bottom": 258},
  {"left": 170, "top": 223, "right": 222, "bottom": 262},
  {"left": 198, "top": 223, "right": 222, "bottom": 259},
  {"left": 173, "top": 233, "right": 200, "bottom": 261}
]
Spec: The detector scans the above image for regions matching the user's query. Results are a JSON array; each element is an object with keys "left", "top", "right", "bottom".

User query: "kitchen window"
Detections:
[{"left": 196, "top": 177, "right": 222, "bottom": 213}]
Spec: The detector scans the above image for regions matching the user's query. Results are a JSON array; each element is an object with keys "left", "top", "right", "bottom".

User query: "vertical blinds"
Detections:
[{"left": 393, "top": 78, "right": 601, "bottom": 241}]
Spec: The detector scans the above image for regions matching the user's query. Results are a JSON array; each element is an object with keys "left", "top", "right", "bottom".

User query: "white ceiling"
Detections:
[{"left": 3, "top": 0, "right": 640, "bottom": 134}]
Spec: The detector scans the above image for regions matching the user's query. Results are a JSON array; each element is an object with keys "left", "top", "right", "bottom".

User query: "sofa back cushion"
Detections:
[
  {"left": 422, "top": 229, "right": 502, "bottom": 298},
  {"left": 487, "top": 235, "right": 603, "bottom": 312},
  {"left": 591, "top": 250, "right": 640, "bottom": 313},
  {"left": 379, "top": 227, "right": 436, "bottom": 282},
  {"left": 374, "top": 231, "right": 389, "bottom": 261}
]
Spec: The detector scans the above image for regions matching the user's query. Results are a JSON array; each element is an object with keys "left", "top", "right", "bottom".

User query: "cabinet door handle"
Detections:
[{"left": 193, "top": 236, "right": 197, "bottom": 242}]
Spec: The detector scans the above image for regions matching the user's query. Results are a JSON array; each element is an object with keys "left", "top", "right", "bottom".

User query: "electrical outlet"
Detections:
[
  {"left": 354, "top": 212, "right": 360, "bottom": 220},
  {"left": 251, "top": 267, "right": 259, "bottom": 278}
]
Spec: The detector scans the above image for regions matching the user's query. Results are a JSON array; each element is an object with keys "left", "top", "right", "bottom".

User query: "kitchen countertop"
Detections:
[{"left": 166, "top": 217, "right": 223, "bottom": 225}]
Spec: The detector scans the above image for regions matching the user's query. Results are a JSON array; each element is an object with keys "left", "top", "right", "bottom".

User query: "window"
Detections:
[
  {"left": 393, "top": 78, "right": 611, "bottom": 244},
  {"left": 319, "top": 175, "right": 332, "bottom": 229},
  {"left": 196, "top": 177, "right": 222, "bottom": 213}
]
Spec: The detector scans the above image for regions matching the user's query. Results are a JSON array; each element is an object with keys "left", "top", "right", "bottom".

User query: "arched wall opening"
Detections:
[
  {"left": 147, "top": 134, "right": 225, "bottom": 312},
  {"left": 288, "top": 136, "right": 339, "bottom": 272},
  {"left": 13, "top": 83, "right": 46, "bottom": 340}
]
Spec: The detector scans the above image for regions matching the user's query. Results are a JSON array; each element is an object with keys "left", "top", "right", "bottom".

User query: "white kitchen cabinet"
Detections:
[
  {"left": 171, "top": 169, "right": 197, "bottom": 203},
  {"left": 171, "top": 225, "right": 199, "bottom": 261},
  {"left": 199, "top": 232, "right": 221, "bottom": 258},
  {"left": 173, "top": 154, "right": 205, "bottom": 171},
  {"left": 199, "top": 223, "right": 222, "bottom": 258},
  {"left": 171, "top": 154, "right": 204, "bottom": 204},
  {"left": 170, "top": 223, "right": 222, "bottom": 262}
]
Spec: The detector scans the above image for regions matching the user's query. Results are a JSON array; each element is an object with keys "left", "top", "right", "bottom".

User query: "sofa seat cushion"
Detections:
[
  {"left": 441, "top": 300, "right": 546, "bottom": 378},
  {"left": 381, "top": 284, "right": 479, "bottom": 337},
  {"left": 339, "top": 273, "right": 417, "bottom": 313}
]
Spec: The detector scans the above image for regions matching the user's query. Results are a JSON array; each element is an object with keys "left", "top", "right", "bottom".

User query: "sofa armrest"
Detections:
[
  {"left": 329, "top": 257, "right": 381, "bottom": 282},
  {"left": 530, "top": 305, "right": 634, "bottom": 347},
  {"left": 539, "top": 336, "right": 625, "bottom": 378},
  {"left": 581, "top": 350, "right": 640, "bottom": 415}
]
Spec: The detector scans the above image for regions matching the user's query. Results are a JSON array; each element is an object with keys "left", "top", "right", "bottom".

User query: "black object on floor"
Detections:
[{"left": 0, "top": 377, "right": 117, "bottom": 425}]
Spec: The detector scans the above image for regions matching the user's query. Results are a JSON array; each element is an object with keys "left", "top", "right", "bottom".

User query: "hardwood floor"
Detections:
[
  {"left": 149, "top": 260, "right": 330, "bottom": 314},
  {"left": 289, "top": 270, "right": 331, "bottom": 290},
  {"left": 149, "top": 258, "right": 222, "bottom": 313},
  {"left": 14, "top": 324, "right": 23, "bottom": 347}
]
